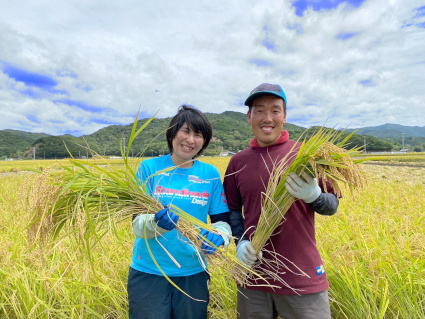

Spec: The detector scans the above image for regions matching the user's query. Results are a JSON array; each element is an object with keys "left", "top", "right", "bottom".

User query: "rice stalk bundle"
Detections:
[
  {"left": 48, "top": 160, "right": 248, "bottom": 282},
  {"left": 248, "top": 127, "right": 368, "bottom": 284},
  {"left": 27, "top": 111, "right": 273, "bottom": 298}
]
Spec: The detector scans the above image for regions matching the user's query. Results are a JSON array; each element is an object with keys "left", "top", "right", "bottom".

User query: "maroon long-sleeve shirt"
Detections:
[{"left": 223, "top": 131, "right": 338, "bottom": 295}]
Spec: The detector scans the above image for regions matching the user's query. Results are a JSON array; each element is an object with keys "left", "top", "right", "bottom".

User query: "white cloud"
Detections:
[{"left": 0, "top": 0, "right": 424, "bottom": 136}]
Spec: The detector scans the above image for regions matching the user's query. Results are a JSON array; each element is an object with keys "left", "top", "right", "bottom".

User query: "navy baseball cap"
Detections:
[{"left": 244, "top": 83, "right": 287, "bottom": 107}]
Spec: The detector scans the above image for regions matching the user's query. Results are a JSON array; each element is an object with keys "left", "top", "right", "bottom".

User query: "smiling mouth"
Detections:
[
  {"left": 181, "top": 145, "right": 194, "bottom": 152},
  {"left": 261, "top": 126, "right": 274, "bottom": 133}
]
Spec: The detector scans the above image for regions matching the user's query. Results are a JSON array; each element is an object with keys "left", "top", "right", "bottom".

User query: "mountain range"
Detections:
[
  {"left": 1, "top": 112, "right": 424, "bottom": 159},
  {"left": 347, "top": 123, "right": 425, "bottom": 138}
]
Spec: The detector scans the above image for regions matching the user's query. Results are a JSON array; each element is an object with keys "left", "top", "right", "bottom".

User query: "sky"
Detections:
[{"left": 0, "top": 0, "right": 424, "bottom": 136}]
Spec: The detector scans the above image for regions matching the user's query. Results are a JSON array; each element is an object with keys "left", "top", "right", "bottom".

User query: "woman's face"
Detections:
[{"left": 170, "top": 123, "right": 204, "bottom": 167}]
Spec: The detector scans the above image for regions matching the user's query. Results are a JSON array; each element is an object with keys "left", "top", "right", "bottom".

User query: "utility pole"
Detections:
[
  {"left": 364, "top": 136, "right": 367, "bottom": 153},
  {"left": 33, "top": 147, "right": 35, "bottom": 160},
  {"left": 401, "top": 133, "right": 405, "bottom": 149}
]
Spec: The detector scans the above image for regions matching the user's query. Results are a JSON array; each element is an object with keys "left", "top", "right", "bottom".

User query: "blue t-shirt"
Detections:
[{"left": 131, "top": 154, "right": 229, "bottom": 276}]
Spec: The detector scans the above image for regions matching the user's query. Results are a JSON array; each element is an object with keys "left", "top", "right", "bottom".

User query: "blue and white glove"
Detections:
[
  {"left": 236, "top": 240, "right": 262, "bottom": 267},
  {"left": 285, "top": 172, "right": 321, "bottom": 203},
  {"left": 198, "top": 229, "right": 224, "bottom": 254},
  {"left": 155, "top": 207, "right": 179, "bottom": 231},
  {"left": 211, "top": 221, "right": 232, "bottom": 249}
]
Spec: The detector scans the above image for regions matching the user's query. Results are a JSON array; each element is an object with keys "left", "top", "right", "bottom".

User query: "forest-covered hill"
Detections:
[
  {"left": 1, "top": 112, "right": 423, "bottom": 159},
  {"left": 347, "top": 123, "right": 425, "bottom": 152}
]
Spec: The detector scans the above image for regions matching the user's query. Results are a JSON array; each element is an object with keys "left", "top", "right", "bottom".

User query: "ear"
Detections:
[{"left": 247, "top": 110, "right": 252, "bottom": 125}]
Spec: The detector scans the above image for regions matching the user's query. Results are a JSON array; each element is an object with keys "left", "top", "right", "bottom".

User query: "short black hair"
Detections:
[{"left": 166, "top": 105, "right": 212, "bottom": 158}]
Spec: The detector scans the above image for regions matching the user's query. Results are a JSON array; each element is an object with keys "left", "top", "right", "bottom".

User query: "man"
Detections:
[{"left": 223, "top": 83, "right": 339, "bottom": 319}]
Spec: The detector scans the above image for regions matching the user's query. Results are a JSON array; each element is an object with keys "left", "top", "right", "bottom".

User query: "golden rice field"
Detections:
[{"left": 0, "top": 156, "right": 424, "bottom": 318}]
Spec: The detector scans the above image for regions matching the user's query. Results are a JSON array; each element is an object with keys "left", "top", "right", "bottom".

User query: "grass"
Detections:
[
  {"left": 0, "top": 158, "right": 424, "bottom": 318},
  {"left": 0, "top": 174, "right": 130, "bottom": 318},
  {"left": 318, "top": 178, "right": 425, "bottom": 318},
  {"left": 356, "top": 152, "right": 425, "bottom": 164},
  {"left": 0, "top": 158, "right": 142, "bottom": 174}
]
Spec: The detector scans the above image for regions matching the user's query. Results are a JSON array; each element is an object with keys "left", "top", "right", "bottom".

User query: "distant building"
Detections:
[
  {"left": 367, "top": 150, "right": 409, "bottom": 155},
  {"left": 219, "top": 151, "right": 235, "bottom": 157}
]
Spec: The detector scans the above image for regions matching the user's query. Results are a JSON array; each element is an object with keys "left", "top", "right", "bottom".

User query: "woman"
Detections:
[{"left": 128, "top": 105, "right": 231, "bottom": 319}]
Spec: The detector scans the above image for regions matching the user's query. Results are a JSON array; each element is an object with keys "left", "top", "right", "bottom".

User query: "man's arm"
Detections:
[
  {"left": 227, "top": 209, "right": 263, "bottom": 266},
  {"left": 308, "top": 192, "right": 339, "bottom": 216},
  {"left": 285, "top": 171, "right": 339, "bottom": 215},
  {"left": 227, "top": 209, "right": 246, "bottom": 245}
]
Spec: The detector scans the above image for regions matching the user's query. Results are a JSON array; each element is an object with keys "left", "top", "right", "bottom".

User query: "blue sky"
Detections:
[
  {"left": 292, "top": 0, "right": 366, "bottom": 16},
  {"left": 0, "top": 0, "right": 424, "bottom": 136}
]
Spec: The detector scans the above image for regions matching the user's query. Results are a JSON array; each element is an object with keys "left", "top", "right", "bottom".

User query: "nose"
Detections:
[
  {"left": 263, "top": 111, "right": 273, "bottom": 122},
  {"left": 186, "top": 133, "right": 195, "bottom": 143}
]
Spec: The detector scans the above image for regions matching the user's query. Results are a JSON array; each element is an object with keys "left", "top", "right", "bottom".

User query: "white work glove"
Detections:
[
  {"left": 211, "top": 221, "right": 232, "bottom": 249},
  {"left": 285, "top": 171, "right": 321, "bottom": 203},
  {"left": 133, "top": 214, "right": 169, "bottom": 239},
  {"left": 236, "top": 240, "right": 262, "bottom": 267}
]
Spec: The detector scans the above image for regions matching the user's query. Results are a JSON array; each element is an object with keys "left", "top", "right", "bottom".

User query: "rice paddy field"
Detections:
[{"left": 0, "top": 154, "right": 424, "bottom": 318}]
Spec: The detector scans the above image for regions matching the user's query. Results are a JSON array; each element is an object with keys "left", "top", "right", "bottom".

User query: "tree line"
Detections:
[{"left": 1, "top": 111, "right": 423, "bottom": 160}]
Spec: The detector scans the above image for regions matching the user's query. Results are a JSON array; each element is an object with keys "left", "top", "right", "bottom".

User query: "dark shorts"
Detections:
[
  {"left": 127, "top": 267, "right": 210, "bottom": 319},
  {"left": 237, "top": 286, "right": 331, "bottom": 319}
]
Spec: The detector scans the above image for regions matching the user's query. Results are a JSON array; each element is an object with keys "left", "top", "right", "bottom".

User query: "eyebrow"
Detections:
[{"left": 252, "top": 104, "right": 283, "bottom": 109}]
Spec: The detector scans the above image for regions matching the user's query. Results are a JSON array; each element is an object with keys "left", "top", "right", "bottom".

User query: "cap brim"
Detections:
[{"left": 244, "top": 91, "right": 286, "bottom": 107}]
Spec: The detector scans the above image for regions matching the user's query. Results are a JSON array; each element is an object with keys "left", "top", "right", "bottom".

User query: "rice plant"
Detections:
[
  {"left": 1, "top": 158, "right": 425, "bottom": 318},
  {"left": 248, "top": 127, "right": 368, "bottom": 286},
  {"left": 27, "top": 112, "right": 271, "bottom": 305}
]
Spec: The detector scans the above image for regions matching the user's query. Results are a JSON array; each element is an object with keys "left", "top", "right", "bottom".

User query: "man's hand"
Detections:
[
  {"left": 285, "top": 171, "right": 321, "bottom": 203},
  {"left": 198, "top": 229, "right": 224, "bottom": 254},
  {"left": 154, "top": 207, "right": 179, "bottom": 231},
  {"left": 236, "top": 240, "right": 262, "bottom": 266}
]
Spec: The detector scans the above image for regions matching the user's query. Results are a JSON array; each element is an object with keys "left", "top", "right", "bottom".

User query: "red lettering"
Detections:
[
  {"left": 200, "top": 190, "right": 210, "bottom": 198},
  {"left": 154, "top": 186, "right": 210, "bottom": 199}
]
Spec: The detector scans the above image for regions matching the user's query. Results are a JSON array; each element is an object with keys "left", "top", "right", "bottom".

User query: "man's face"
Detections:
[{"left": 247, "top": 95, "right": 286, "bottom": 147}]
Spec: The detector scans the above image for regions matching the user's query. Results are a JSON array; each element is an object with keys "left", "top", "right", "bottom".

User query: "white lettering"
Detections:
[{"left": 191, "top": 198, "right": 208, "bottom": 206}]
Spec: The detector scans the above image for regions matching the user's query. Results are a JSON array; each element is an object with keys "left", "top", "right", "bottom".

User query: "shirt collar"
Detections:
[{"left": 249, "top": 130, "right": 289, "bottom": 148}]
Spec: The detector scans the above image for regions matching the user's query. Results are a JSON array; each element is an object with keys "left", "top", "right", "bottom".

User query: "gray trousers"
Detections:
[{"left": 237, "top": 287, "right": 331, "bottom": 319}]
